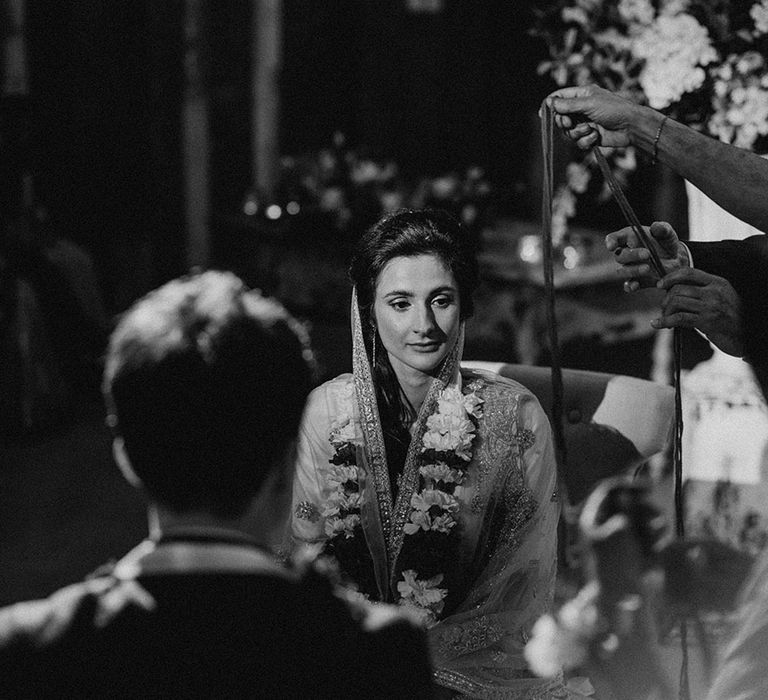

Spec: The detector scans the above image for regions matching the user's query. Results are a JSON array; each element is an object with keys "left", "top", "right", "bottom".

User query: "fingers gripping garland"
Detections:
[{"left": 540, "top": 99, "right": 688, "bottom": 700}]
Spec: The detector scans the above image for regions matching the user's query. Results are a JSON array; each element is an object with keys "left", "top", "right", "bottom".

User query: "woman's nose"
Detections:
[{"left": 414, "top": 305, "right": 438, "bottom": 334}]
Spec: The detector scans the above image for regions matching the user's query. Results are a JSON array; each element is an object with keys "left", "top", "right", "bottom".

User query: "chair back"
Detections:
[{"left": 461, "top": 361, "right": 675, "bottom": 502}]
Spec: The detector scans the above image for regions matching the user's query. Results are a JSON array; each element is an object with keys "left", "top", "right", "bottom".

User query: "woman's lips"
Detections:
[{"left": 409, "top": 342, "right": 441, "bottom": 352}]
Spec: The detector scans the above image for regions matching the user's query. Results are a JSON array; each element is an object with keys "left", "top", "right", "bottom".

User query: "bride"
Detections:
[{"left": 290, "top": 208, "right": 572, "bottom": 698}]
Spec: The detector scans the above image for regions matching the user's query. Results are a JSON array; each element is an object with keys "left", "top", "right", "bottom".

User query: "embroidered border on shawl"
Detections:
[
  {"left": 433, "top": 668, "right": 565, "bottom": 699},
  {"left": 435, "top": 615, "right": 506, "bottom": 657},
  {"left": 471, "top": 387, "right": 520, "bottom": 513},
  {"left": 516, "top": 427, "right": 536, "bottom": 452},
  {"left": 351, "top": 289, "right": 393, "bottom": 541},
  {"left": 294, "top": 500, "right": 320, "bottom": 522}
]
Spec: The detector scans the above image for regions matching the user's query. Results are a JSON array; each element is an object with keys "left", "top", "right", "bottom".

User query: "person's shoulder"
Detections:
[
  {"left": 462, "top": 367, "right": 538, "bottom": 403},
  {"left": 305, "top": 373, "right": 354, "bottom": 408},
  {"left": 0, "top": 576, "right": 117, "bottom": 651}
]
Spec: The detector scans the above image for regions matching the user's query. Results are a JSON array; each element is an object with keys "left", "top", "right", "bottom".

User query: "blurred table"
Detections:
[{"left": 476, "top": 219, "right": 661, "bottom": 368}]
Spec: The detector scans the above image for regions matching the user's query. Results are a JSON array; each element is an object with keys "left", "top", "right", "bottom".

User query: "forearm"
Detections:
[{"left": 627, "top": 107, "right": 768, "bottom": 232}]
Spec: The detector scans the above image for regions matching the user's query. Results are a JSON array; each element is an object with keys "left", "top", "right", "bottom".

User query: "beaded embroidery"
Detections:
[{"left": 295, "top": 501, "right": 320, "bottom": 522}]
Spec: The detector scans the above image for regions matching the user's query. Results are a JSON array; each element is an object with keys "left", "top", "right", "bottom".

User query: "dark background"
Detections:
[{"left": 4, "top": 0, "right": 550, "bottom": 313}]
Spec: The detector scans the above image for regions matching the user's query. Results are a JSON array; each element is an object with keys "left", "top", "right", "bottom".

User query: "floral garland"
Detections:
[{"left": 321, "top": 382, "right": 484, "bottom": 626}]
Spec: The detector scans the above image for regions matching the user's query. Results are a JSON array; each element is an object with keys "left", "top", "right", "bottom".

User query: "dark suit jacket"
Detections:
[
  {"left": 688, "top": 235, "right": 768, "bottom": 395},
  {"left": 0, "top": 559, "right": 434, "bottom": 698}
]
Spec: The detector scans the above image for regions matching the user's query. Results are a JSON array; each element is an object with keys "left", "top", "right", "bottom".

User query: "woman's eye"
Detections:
[
  {"left": 432, "top": 296, "right": 453, "bottom": 308},
  {"left": 390, "top": 300, "right": 410, "bottom": 311}
]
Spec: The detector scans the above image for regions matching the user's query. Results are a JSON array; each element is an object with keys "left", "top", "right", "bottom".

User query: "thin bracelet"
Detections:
[{"left": 652, "top": 115, "right": 668, "bottom": 165}]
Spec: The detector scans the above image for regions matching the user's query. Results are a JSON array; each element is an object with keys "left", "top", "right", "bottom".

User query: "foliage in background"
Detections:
[
  {"left": 264, "top": 132, "right": 496, "bottom": 239},
  {"left": 533, "top": 0, "right": 768, "bottom": 236}
]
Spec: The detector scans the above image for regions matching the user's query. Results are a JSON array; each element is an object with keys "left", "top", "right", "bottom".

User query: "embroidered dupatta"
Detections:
[{"left": 291, "top": 290, "right": 573, "bottom": 698}]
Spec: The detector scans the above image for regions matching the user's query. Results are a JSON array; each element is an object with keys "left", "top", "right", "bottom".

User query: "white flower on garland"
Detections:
[
  {"left": 329, "top": 415, "right": 360, "bottom": 447},
  {"left": 634, "top": 14, "right": 718, "bottom": 109},
  {"left": 323, "top": 488, "right": 361, "bottom": 513},
  {"left": 324, "top": 464, "right": 361, "bottom": 490},
  {"left": 423, "top": 415, "right": 476, "bottom": 458},
  {"left": 404, "top": 489, "right": 460, "bottom": 535},
  {"left": 397, "top": 569, "right": 447, "bottom": 626},
  {"left": 419, "top": 462, "right": 463, "bottom": 484},
  {"left": 325, "top": 513, "right": 361, "bottom": 539}
]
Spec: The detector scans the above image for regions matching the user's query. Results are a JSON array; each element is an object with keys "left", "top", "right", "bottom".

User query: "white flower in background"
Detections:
[
  {"left": 709, "top": 52, "right": 768, "bottom": 149},
  {"left": 613, "top": 146, "right": 637, "bottom": 173},
  {"left": 634, "top": 14, "right": 718, "bottom": 109},
  {"left": 660, "top": 0, "right": 689, "bottom": 16},
  {"left": 618, "top": 0, "right": 654, "bottom": 26},
  {"left": 379, "top": 189, "right": 404, "bottom": 212},
  {"left": 551, "top": 186, "right": 576, "bottom": 248},
  {"left": 350, "top": 159, "right": 382, "bottom": 186},
  {"left": 752, "top": 0, "right": 768, "bottom": 35},
  {"left": 566, "top": 162, "right": 590, "bottom": 194},
  {"left": 524, "top": 581, "right": 603, "bottom": 678},
  {"left": 559, "top": 581, "right": 602, "bottom": 635},
  {"left": 431, "top": 175, "right": 459, "bottom": 199},
  {"left": 736, "top": 51, "right": 765, "bottom": 75},
  {"left": 524, "top": 615, "right": 586, "bottom": 677},
  {"left": 562, "top": 6, "right": 589, "bottom": 26},
  {"left": 319, "top": 186, "right": 345, "bottom": 212},
  {"left": 593, "top": 28, "right": 633, "bottom": 53}
]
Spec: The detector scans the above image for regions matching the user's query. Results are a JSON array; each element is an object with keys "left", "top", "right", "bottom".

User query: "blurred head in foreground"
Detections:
[{"left": 102, "top": 270, "right": 314, "bottom": 537}]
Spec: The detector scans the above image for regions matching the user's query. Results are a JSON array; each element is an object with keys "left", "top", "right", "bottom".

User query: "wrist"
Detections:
[{"left": 629, "top": 107, "right": 667, "bottom": 157}]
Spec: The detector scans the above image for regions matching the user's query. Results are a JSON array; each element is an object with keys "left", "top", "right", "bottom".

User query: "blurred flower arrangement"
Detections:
[
  {"left": 533, "top": 0, "right": 768, "bottom": 239},
  {"left": 259, "top": 132, "right": 495, "bottom": 237}
]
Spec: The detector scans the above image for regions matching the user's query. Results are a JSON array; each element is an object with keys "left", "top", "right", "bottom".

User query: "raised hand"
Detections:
[
  {"left": 605, "top": 221, "right": 690, "bottom": 292},
  {"left": 546, "top": 85, "right": 638, "bottom": 150},
  {"left": 655, "top": 268, "right": 744, "bottom": 357}
]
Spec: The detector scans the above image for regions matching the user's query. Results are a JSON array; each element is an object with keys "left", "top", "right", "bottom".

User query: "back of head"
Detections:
[{"left": 103, "top": 270, "right": 313, "bottom": 517}]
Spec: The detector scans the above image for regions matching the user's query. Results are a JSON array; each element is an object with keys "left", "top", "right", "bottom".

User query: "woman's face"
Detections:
[{"left": 372, "top": 254, "right": 461, "bottom": 380}]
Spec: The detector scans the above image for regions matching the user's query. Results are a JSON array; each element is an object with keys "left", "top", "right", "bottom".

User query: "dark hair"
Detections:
[
  {"left": 349, "top": 208, "right": 478, "bottom": 426},
  {"left": 103, "top": 270, "right": 314, "bottom": 518}
]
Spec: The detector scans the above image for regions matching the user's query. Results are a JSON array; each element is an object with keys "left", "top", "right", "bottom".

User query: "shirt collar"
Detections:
[{"left": 112, "top": 526, "right": 290, "bottom": 580}]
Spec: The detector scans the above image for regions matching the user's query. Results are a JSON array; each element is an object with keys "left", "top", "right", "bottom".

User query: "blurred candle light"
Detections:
[
  {"left": 519, "top": 234, "right": 542, "bottom": 265},
  {"left": 563, "top": 245, "right": 580, "bottom": 270},
  {"left": 286, "top": 201, "right": 300, "bottom": 215},
  {"left": 243, "top": 195, "right": 259, "bottom": 216},
  {"left": 266, "top": 204, "right": 282, "bottom": 220}
]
